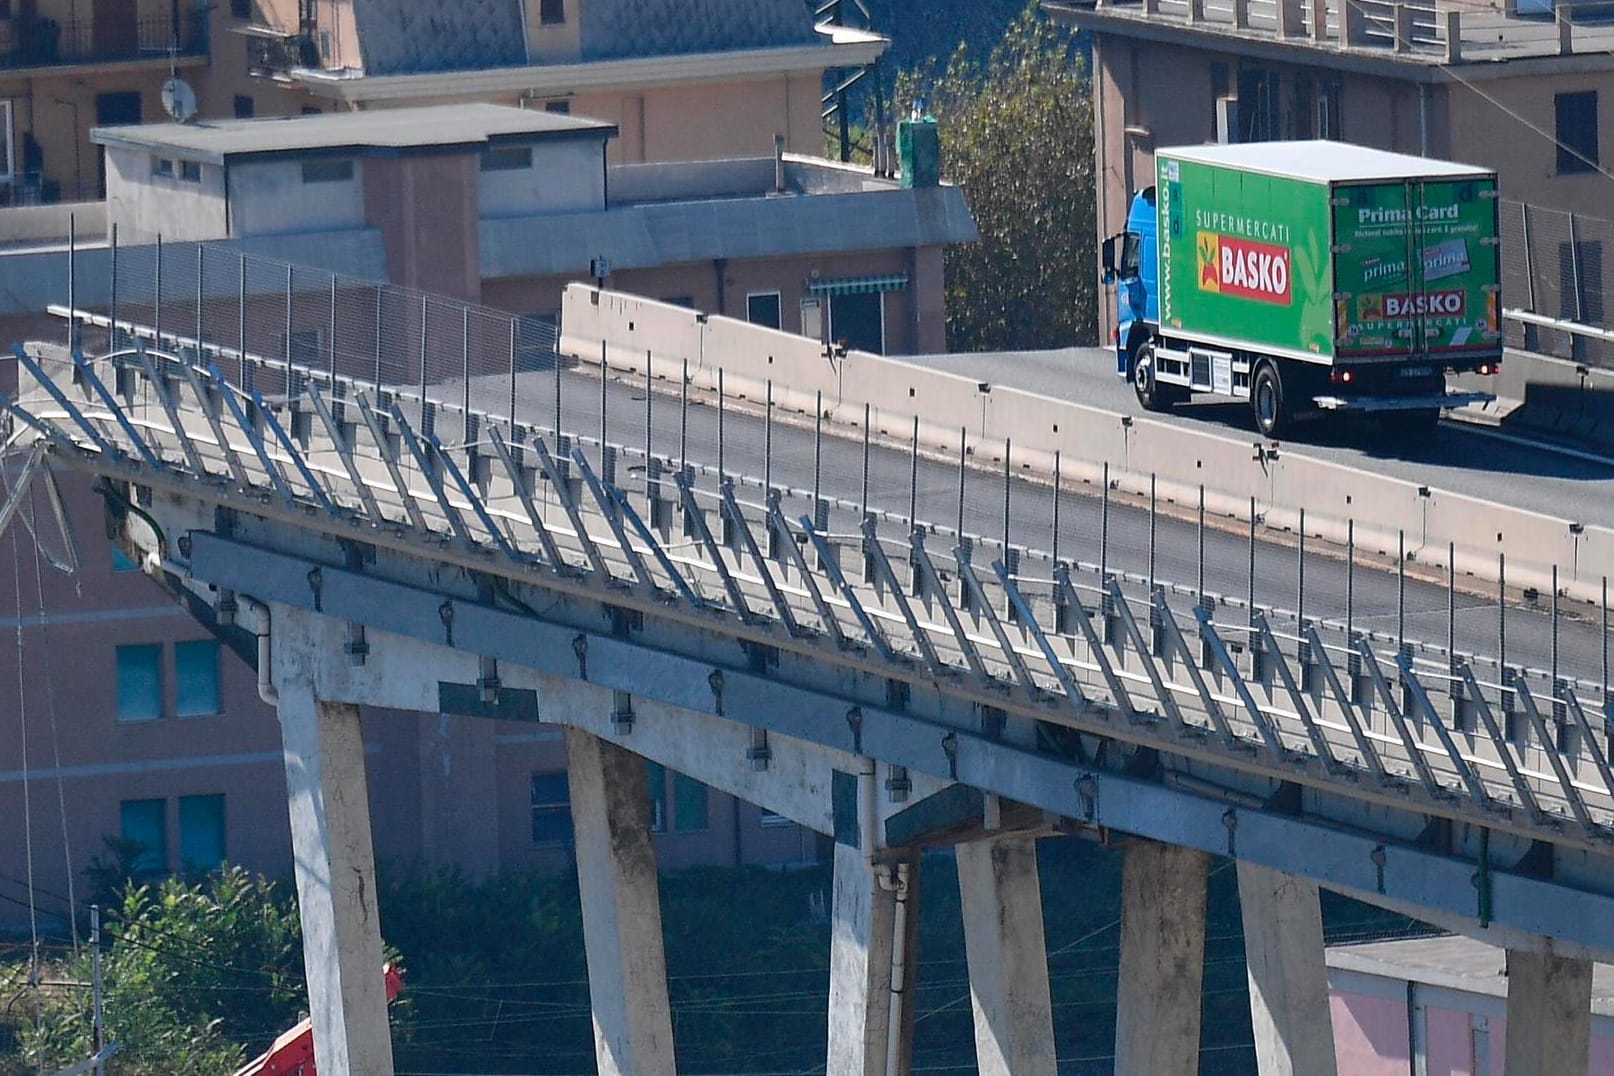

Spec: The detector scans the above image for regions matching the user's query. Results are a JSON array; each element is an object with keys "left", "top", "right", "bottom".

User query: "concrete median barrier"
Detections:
[{"left": 562, "top": 284, "right": 1612, "bottom": 606}]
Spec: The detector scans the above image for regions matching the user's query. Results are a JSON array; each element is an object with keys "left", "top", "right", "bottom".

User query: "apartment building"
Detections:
[
  {"left": 0, "top": 100, "right": 973, "bottom": 931},
  {"left": 1044, "top": 0, "right": 1614, "bottom": 339}
]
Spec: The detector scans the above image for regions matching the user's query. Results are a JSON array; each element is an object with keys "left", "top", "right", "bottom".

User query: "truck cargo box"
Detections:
[{"left": 1155, "top": 142, "right": 1501, "bottom": 366}]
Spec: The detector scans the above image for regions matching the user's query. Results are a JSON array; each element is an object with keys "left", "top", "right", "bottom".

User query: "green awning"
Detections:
[{"left": 808, "top": 273, "right": 909, "bottom": 297}]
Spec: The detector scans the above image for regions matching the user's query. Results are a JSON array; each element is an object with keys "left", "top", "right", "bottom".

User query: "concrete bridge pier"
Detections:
[
  {"left": 1504, "top": 947, "right": 1593, "bottom": 1074},
  {"left": 564, "top": 726, "right": 678, "bottom": 1076},
  {"left": 1114, "top": 839, "right": 1209, "bottom": 1075},
  {"left": 827, "top": 830, "right": 909, "bottom": 1075},
  {"left": 956, "top": 835, "right": 1057, "bottom": 1076},
  {"left": 1237, "top": 861, "right": 1338, "bottom": 1076},
  {"left": 272, "top": 607, "right": 396, "bottom": 1076}
]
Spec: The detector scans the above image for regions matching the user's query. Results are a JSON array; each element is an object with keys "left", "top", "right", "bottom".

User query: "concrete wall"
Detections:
[
  {"left": 230, "top": 158, "right": 368, "bottom": 237},
  {"left": 1330, "top": 967, "right": 1614, "bottom": 1074},
  {"left": 105, "top": 146, "right": 228, "bottom": 244},
  {"left": 478, "top": 137, "right": 605, "bottom": 218},
  {"left": 0, "top": 201, "right": 105, "bottom": 245},
  {"left": 561, "top": 284, "right": 1614, "bottom": 604},
  {"left": 1449, "top": 71, "right": 1614, "bottom": 218},
  {"left": 363, "top": 153, "right": 481, "bottom": 300}
]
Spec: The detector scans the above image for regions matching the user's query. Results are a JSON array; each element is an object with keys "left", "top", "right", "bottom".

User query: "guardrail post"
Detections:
[
  {"left": 1312, "top": 0, "right": 1329, "bottom": 39},
  {"left": 1394, "top": 3, "right": 1413, "bottom": 51},
  {"left": 1234, "top": 0, "right": 1250, "bottom": 28},
  {"left": 1188, "top": 0, "right": 1205, "bottom": 22},
  {"left": 1444, "top": 9, "right": 1461, "bottom": 62}
]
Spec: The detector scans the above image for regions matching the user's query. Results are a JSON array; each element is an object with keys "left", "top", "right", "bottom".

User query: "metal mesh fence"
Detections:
[
  {"left": 93, "top": 240, "right": 560, "bottom": 446},
  {"left": 1499, "top": 198, "right": 1614, "bottom": 366}
]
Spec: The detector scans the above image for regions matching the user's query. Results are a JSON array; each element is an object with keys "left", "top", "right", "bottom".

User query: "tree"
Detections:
[
  {"left": 895, "top": 5, "right": 1098, "bottom": 351},
  {"left": 13, "top": 867, "right": 305, "bottom": 1076}
]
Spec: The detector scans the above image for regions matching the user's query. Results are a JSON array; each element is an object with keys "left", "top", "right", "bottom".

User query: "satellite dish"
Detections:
[{"left": 161, "top": 77, "right": 198, "bottom": 123}]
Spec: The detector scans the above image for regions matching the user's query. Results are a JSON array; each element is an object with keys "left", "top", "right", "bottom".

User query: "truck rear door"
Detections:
[{"left": 1333, "top": 176, "right": 1499, "bottom": 363}]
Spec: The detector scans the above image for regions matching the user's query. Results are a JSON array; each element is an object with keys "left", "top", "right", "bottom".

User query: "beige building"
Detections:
[
  {"left": 0, "top": 0, "right": 884, "bottom": 213},
  {"left": 1045, "top": 0, "right": 1614, "bottom": 338}
]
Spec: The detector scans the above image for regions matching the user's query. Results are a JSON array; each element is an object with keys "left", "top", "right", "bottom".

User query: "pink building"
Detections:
[{"left": 1329, "top": 936, "right": 1614, "bottom": 1074}]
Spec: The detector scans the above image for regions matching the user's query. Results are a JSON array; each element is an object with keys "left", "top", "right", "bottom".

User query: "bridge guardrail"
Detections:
[{"left": 9, "top": 330, "right": 1614, "bottom": 875}]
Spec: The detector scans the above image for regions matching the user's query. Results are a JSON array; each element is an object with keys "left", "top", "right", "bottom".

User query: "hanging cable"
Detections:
[
  {"left": 8, "top": 524, "right": 40, "bottom": 990},
  {"left": 24, "top": 481, "right": 78, "bottom": 947}
]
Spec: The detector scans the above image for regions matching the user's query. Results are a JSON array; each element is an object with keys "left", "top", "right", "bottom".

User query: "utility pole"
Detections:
[{"left": 91, "top": 905, "right": 104, "bottom": 1076}]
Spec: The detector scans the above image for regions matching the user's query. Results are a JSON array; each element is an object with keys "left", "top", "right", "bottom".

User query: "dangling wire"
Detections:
[
  {"left": 24, "top": 482, "right": 78, "bottom": 947},
  {"left": 9, "top": 523, "right": 40, "bottom": 987}
]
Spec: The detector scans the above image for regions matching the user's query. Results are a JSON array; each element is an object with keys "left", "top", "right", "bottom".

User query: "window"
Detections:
[
  {"left": 116, "top": 644, "right": 162, "bottom": 721},
  {"left": 1236, "top": 67, "right": 1282, "bottom": 142},
  {"left": 746, "top": 291, "right": 782, "bottom": 330},
  {"left": 530, "top": 771, "right": 571, "bottom": 844},
  {"left": 301, "top": 158, "right": 354, "bottom": 184},
  {"left": 540, "top": 0, "right": 566, "bottom": 24},
  {"left": 0, "top": 100, "right": 12, "bottom": 182},
  {"left": 152, "top": 156, "right": 174, "bottom": 178},
  {"left": 111, "top": 542, "right": 137, "bottom": 572},
  {"left": 174, "top": 640, "right": 220, "bottom": 716},
  {"left": 233, "top": 95, "right": 255, "bottom": 119},
  {"left": 179, "top": 160, "right": 201, "bottom": 183},
  {"left": 544, "top": 100, "right": 571, "bottom": 115},
  {"left": 120, "top": 799, "right": 167, "bottom": 875},
  {"left": 828, "top": 292, "right": 885, "bottom": 354},
  {"left": 178, "top": 794, "right": 225, "bottom": 871},
  {"left": 480, "top": 146, "right": 533, "bottom": 172},
  {"left": 1556, "top": 91, "right": 1598, "bottom": 175},
  {"left": 230, "top": 0, "right": 252, "bottom": 17},
  {"left": 673, "top": 773, "right": 709, "bottom": 832},
  {"left": 645, "top": 761, "right": 667, "bottom": 832}
]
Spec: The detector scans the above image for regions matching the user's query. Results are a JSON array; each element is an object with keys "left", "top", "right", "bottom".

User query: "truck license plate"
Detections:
[{"left": 1399, "top": 366, "right": 1433, "bottom": 378}]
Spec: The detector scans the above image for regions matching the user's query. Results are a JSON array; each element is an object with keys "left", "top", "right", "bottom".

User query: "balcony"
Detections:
[{"left": 0, "top": 8, "right": 207, "bottom": 71}]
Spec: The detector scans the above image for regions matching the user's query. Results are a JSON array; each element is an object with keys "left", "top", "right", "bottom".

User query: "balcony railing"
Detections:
[{"left": 0, "top": 9, "right": 206, "bottom": 71}]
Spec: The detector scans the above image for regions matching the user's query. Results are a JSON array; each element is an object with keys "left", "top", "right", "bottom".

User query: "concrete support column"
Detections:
[
  {"left": 1115, "top": 840, "right": 1208, "bottom": 1075},
  {"left": 1504, "top": 948, "right": 1593, "bottom": 1075},
  {"left": 1237, "top": 862, "right": 1337, "bottom": 1076},
  {"left": 274, "top": 638, "right": 394, "bottom": 1076},
  {"left": 827, "top": 839, "right": 898, "bottom": 1076},
  {"left": 564, "top": 727, "right": 677, "bottom": 1076},
  {"left": 956, "top": 837, "right": 1057, "bottom": 1076}
]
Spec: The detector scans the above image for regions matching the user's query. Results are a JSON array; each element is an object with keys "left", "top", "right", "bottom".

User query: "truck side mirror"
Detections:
[{"left": 1101, "top": 235, "right": 1117, "bottom": 274}]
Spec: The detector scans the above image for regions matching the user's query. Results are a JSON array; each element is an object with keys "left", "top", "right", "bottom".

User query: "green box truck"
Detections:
[{"left": 1100, "top": 141, "right": 1501, "bottom": 437}]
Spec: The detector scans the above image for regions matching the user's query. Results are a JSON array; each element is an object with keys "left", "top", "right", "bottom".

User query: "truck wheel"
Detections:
[
  {"left": 1131, "top": 342, "right": 1175, "bottom": 413},
  {"left": 1251, "top": 361, "right": 1289, "bottom": 438}
]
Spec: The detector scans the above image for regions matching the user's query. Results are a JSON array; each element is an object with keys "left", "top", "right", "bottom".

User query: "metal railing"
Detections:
[
  {"left": 0, "top": 9, "right": 206, "bottom": 70},
  {"left": 13, "top": 240, "right": 1614, "bottom": 844},
  {"left": 9, "top": 317, "right": 1614, "bottom": 852}
]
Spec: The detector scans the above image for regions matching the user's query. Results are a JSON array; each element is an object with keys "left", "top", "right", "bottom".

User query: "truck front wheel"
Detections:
[
  {"left": 1131, "top": 342, "right": 1177, "bottom": 413},
  {"left": 1251, "top": 361, "right": 1289, "bottom": 438}
]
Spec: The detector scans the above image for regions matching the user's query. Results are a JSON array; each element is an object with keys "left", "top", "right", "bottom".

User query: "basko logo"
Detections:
[
  {"left": 1384, "top": 290, "right": 1465, "bottom": 318},
  {"left": 1196, "top": 232, "right": 1291, "bottom": 305}
]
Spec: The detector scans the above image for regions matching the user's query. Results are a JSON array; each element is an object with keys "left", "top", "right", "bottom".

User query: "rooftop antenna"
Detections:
[{"left": 160, "top": 14, "right": 196, "bottom": 124}]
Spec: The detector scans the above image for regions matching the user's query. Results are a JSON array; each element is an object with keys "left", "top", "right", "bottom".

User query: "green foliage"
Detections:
[
  {"left": 14, "top": 866, "right": 304, "bottom": 1076},
  {"left": 894, "top": 5, "right": 1099, "bottom": 351}
]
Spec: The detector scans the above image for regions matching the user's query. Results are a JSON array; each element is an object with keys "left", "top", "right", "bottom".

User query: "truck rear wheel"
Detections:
[
  {"left": 1131, "top": 341, "right": 1178, "bottom": 413},
  {"left": 1251, "top": 361, "right": 1289, "bottom": 438}
]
